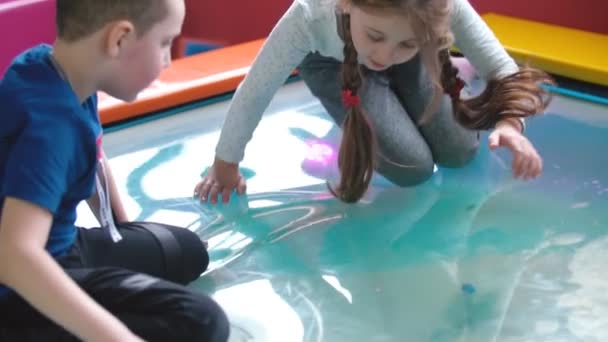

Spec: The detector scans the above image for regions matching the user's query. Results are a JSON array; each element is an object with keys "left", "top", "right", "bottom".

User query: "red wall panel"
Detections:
[{"left": 469, "top": 0, "right": 607, "bottom": 34}]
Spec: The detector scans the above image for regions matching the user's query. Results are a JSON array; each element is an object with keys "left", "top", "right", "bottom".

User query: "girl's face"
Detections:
[{"left": 345, "top": 3, "right": 420, "bottom": 71}]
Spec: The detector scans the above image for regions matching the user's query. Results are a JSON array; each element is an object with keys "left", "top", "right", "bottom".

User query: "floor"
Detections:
[{"left": 77, "top": 80, "right": 608, "bottom": 341}]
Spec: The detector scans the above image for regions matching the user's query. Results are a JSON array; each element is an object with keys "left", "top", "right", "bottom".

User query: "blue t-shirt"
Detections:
[{"left": 0, "top": 44, "right": 101, "bottom": 296}]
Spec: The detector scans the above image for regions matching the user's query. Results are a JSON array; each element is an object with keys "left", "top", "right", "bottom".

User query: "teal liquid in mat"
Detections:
[
  {"left": 97, "top": 80, "right": 608, "bottom": 341},
  {"left": 201, "top": 113, "right": 605, "bottom": 340}
]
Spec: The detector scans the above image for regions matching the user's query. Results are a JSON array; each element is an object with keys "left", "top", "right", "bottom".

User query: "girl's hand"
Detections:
[
  {"left": 194, "top": 157, "right": 246, "bottom": 204},
  {"left": 489, "top": 118, "right": 542, "bottom": 180}
]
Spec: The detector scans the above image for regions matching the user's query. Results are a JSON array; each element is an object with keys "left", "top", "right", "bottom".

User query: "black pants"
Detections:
[{"left": 0, "top": 222, "right": 229, "bottom": 341}]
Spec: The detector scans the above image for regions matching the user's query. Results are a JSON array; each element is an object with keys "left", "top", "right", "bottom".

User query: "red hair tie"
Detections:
[
  {"left": 341, "top": 89, "right": 361, "bottom": 108},
  {"left": 448, "top": 77, "right": 465, "bottom": 101}
]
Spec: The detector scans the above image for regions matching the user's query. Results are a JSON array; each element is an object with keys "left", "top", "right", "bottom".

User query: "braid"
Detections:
[
  {"left": 439, "top": 49, "right": 460, "bottom": 99},
  {"left": 439, "top": 49, "right": 554, "bottom": 130},
  {"left": 341, "top": 15, "right": 363, "bottom": 91},
  {"left": 329, "top": 14, "right": 376, "bottom": 203}
]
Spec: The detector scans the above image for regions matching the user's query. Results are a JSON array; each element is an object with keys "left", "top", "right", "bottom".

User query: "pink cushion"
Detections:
[{"left": 0, "top": 0, "right": 55, "bottom": 76}]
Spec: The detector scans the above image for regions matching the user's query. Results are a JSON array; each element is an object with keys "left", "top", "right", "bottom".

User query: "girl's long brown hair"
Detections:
[
  {"left": 331, "top": 0, "right": 554, "bottom": 203},
  {"left": 439, "top": 49, "right": 554, "bottom": 130},
  {"left": 329, "top": 13, "right": 376, "bottom": 203}
]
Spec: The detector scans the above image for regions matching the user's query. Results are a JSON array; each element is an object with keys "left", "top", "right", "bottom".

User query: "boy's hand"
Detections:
[
  {"left": 194, "top": 157, "right": 246, "bottom": 204},
  {"left": 489, "top": 118, "right": 542, "bottom": 180}
]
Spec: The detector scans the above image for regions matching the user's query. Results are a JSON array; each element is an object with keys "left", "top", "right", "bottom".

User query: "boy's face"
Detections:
[
  {"left": 345, "top": 4, "right": 420, "bottom": 71},
  {"left": 103, "top": 0, "right": 185, "bottom": 102}
]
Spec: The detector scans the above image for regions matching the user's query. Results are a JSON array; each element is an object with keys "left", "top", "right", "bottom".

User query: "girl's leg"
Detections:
[
  {"left": 388, "top": 54, "right": 480, "bottom": 168},
  {"left": 298, "top": 52, "right": 436, "bottom": 186}
]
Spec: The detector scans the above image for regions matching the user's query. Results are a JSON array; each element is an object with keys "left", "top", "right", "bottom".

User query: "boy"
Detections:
[{"left": 0, "top": 0, "right": 229, "bottom": 341}]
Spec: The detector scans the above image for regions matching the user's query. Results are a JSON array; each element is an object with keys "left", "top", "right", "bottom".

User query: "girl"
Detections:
[{"left": 194, "top": 0, "right": 553, "bottom": 203}]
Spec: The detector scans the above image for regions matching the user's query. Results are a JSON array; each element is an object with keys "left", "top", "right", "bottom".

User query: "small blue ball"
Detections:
[{"left": 462, "top": 283, "right": 476, "bottom": 295}]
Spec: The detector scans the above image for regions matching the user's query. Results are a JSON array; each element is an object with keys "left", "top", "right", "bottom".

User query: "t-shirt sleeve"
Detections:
[
  {"left": 215, "top": 1, "right": 313, "bottom": 163},
  {"left": 2, "top": 115, "right": 77, "bottom": 214}
]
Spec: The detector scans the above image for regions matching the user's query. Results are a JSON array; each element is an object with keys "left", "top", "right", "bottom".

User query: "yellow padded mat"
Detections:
[{"left": 482, "top": 13, "right": 608, "bottom": 86}]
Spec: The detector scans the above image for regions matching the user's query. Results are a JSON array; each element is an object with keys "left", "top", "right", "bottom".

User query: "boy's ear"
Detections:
[{"left": 104, "top": 20, "right": 136, "bottom": 57}]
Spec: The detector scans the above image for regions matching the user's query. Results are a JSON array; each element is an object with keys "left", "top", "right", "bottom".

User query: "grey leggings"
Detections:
[{"left": 297, "top": 52, "right": 479, "bottom": 186}]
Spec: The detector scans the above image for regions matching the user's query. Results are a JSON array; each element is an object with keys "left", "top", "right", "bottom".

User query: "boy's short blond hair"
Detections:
[{"left": 56, "top": 0, "right": 168, "bottom": 42}]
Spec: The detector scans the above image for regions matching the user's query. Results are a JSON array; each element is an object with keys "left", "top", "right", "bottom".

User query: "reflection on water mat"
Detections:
[{"left": 79, "top": 81, "right": 608, "bottom": 341}]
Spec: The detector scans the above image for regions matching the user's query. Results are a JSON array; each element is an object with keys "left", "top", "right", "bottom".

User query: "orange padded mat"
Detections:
[{"left": 98, "top": 38, "right": 266, "bottom": 125}]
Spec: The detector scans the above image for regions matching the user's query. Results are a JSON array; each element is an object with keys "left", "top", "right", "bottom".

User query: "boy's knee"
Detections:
[
  {"left": 149, "top": 223, "right": 209, "bottom": 284},
  {"left": 185, "top": 294, "right": 230, "bottom": 342},
  {"left": 173, "top": 228, "right": 209, "bottom": 283}
]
